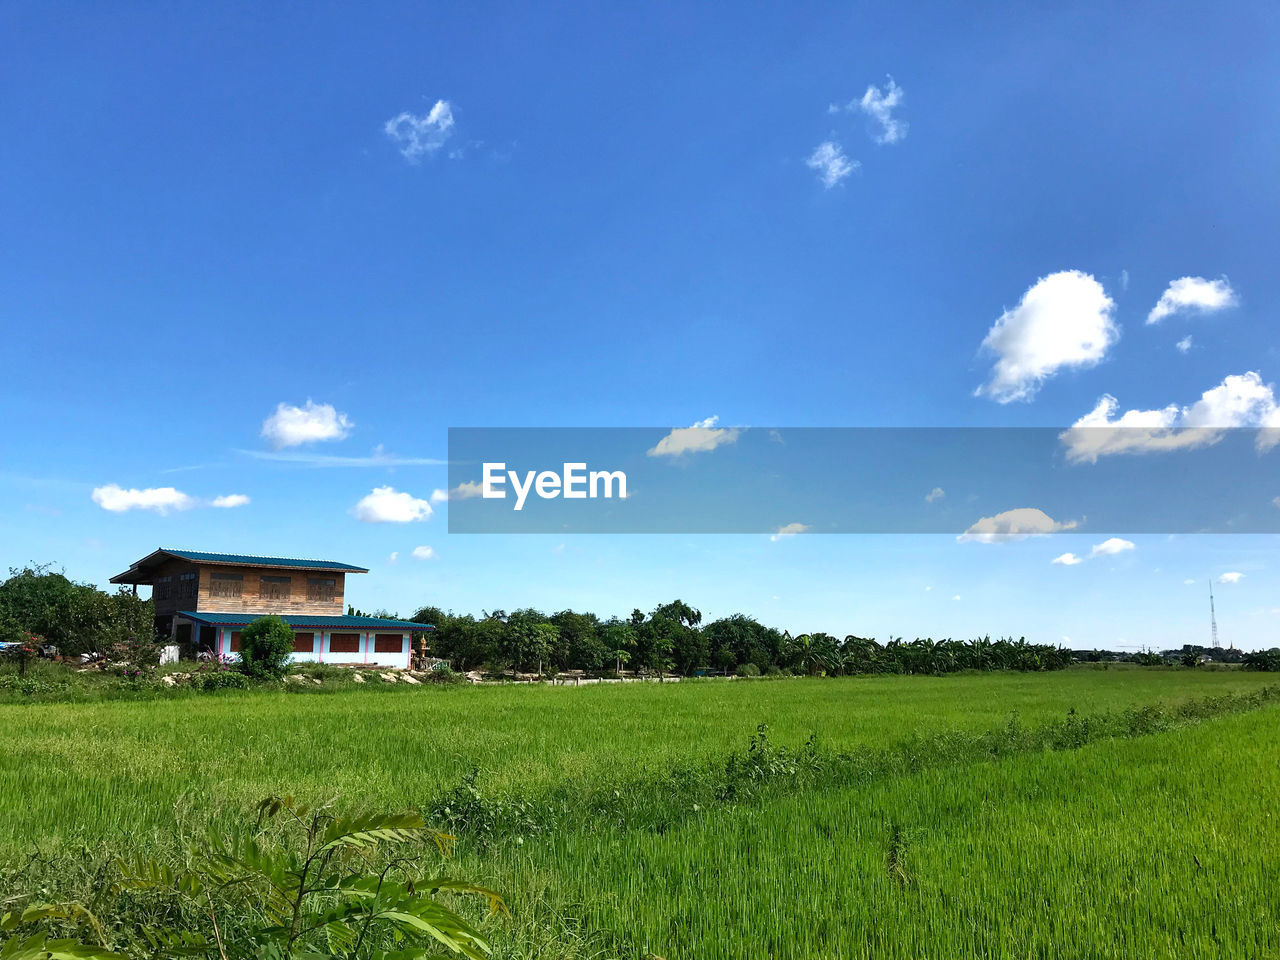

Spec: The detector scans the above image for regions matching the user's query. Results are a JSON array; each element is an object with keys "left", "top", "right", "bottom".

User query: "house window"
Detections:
[
  {"left": 328, "top": 633, "right": 361, "bottom": 653},
  {"left": 373, "top": 633, "right": 404, "bottom": 653},
  {"left": 293, "top": 632, "right": 315, "bottom": 653},
  {"left": 155, "top": 576, "right": 173, "bottom": 601},
  {"left": 307, "top": 577, "right": 336, "bottom": 602},
  {"left": 210, "top": 573, "right": 243, "bottom": 599},
  {"left": 178, "top": 572, "right": 198, "bottom": 600},
  {"left": 259, "top": 575, "right": 292, "bottom": 600},
  {"left": 229, "top": 631, "right": 242, "bottom": 652}
]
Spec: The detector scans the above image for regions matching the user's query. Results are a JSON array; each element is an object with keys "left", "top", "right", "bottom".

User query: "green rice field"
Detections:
[{"left": 2, "top": 667, "right": 1277, "bottom": 958}]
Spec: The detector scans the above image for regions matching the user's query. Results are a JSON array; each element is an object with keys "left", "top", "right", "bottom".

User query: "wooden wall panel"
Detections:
[
  {"left": 150, "top": 558, "right": 201, "bottom": 616},
  {"left": 373, "top": 633, "right": 403, "bottom": 653},
  {"left": 194, "top": 566, "right": 347, "bottom": 615},
  {"left": 329, "top": 633, "right": 360, "bottom": 653}
]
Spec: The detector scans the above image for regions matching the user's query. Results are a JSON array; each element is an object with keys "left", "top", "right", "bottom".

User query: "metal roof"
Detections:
[
  {"left": 110, "top": 548, "right": 368, "bottom": 583},
  {"left": 177, "top": 611, "right": 435, "bottom": 630},
  {"left": 162, "top": 549, "right": 368, "bottom": 571}
]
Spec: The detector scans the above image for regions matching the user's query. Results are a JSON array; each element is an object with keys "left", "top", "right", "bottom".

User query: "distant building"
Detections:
[{"left": 109, "top": 548, "right": 432, "bottom": 669}]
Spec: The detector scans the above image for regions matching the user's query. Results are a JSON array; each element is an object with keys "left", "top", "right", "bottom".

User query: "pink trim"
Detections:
[{"left": 318, "top": 630, "right": 324, "bottom": 663}]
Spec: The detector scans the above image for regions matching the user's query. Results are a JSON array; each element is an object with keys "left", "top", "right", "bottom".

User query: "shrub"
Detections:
[
  {"left": 289, "top": 662, "right": 357, "bottom": 683},
  {"left": 0, "top": 673, "right": 63, "bottom": 696},
  {"left": 194, "top": 670, "right": 250, "bottom": 692},
  {"left": 430, "top": 661, "right": 465, "bottom": 684},
  {"left": 735, "top": 662, "right": 761, "bottom": 678},
  {"left": 237, "top": 615, "right": 294, "bottom": 680}
]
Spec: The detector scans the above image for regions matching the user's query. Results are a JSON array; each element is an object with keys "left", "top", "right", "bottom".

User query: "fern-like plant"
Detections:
[
  {"left": 114, "top": 795, "right": 506, "bottom": 960},
  {"left": 0, "top": 902, "right": 121, "bottom": 960}
]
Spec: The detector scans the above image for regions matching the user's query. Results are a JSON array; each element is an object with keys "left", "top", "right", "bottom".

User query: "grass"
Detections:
[
  {"left": 0, "top": 667, "right": 1273, "bottom": 857},
  {"left": 491, "top": 707, "right": 1279, "bottom": 958},
  {"left": 2, "top": 667, "right": 1276, "bottom": 958}
]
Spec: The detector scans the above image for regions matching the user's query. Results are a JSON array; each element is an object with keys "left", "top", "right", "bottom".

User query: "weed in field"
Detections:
[{"left": 4, "top": 797, "right": 508, "bottom": 960}]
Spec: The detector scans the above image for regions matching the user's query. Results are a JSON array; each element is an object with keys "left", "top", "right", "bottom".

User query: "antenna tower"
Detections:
[{"left": 1209, "top": 579, "right": 1220, "bottom": 649}]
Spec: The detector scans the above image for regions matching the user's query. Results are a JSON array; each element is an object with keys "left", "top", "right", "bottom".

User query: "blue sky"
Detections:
[{"left": 3, "top": 2, "right": 1279, "bottom": 649}]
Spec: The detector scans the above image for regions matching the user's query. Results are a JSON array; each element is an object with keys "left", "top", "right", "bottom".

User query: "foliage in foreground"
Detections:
[{"left": 3, "top": 797, "right": 506, "bottom": 960}]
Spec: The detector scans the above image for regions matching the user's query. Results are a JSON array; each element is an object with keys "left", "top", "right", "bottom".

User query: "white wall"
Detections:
[{"left": 211, "top": 627, "right": 411, "bottom": 670}]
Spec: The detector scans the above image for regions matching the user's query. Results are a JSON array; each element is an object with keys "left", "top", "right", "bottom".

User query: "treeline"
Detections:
[
  {"left": 0, "top": 565, "right": 154, "bottom": 655},
  {"left": 411, "top": 601, "right": 1072, "bottom": 677}
]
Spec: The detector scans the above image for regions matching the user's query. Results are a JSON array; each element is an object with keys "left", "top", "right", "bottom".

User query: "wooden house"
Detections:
[{"left": 109, "top": 548, "right": 432, "bottom": 669}]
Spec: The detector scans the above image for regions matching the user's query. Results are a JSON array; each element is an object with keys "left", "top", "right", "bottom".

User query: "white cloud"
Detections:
[
  {"left": 858, "top": 76, "right": 908, "bottom": 144},
  {"left": 925, "top": 487, "right": 945, "bottom": 503},
  {"left": 958, "top": 507, "right": 1077, "bottom": 543},
  {"left": 1146, "top": 276, "right": 1237, "bottom": 325},
  {"left": 648, "top": 416, "right": 741, "bottom": 457},
  {"left": 352, "top": 486, "right": 433, "bottom": 523},
  {"left": 431, "top": 481, "right": 483, "bottom": 503},
  {"left": 770, "top": 522, "right": 810, "bottom": 541},
  {"left": 1052, "top": 538, "right": 1134, "bottom": 566},
  {"left": 92, "top": 484, "right": 195, "bottom": 515},
  {"left": 952, "top": 595, "right": 962, "bottom": 601},
  {"left": 834, "top": 77, "right": 908, "bottom": 144},
  {"left": 1219, "top": 571, "right": 1244, "bottom": 583},
  {"left": 261, "top": 401, "right": 352, "bottom": 449},
  {"left": 1091, "top": 537, "right": 1135, "bottom": 557},
  {"left": 92, "top": 485, "right": 253, "bottom": 514},
  {"left": 806, "top": 141, "right": 857, "bottom": 188},
  {"left": 411, "top": 545, "right": 437, "bottom": 560},
  {"left": 384, "top": 100, "right": 455, "bottom": 161},
  {"left": 976, "top": 271, "right": 1118, "bottom": 403},
  {"left": 388, "top": 551, "right": 399, "bottom": 563},
  {"left": 1176, "top": 335, "right": 1193, "bottom": 354},
  {"left": 1060, "top": 371, "right": 1280, "bottom": 463},
  {"left": 1184, "top": 578, "right": 1196, "bottom": 585},
  {"left": 1273, "top": 496, "right": 1280, "bottom": 509}
]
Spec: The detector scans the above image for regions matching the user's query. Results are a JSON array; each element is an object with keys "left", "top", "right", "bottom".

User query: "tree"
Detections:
[
  {"left": 411, "top": 604, "right": 448, "bottom": 627},
  {"left": 704, "top": 614, "right": 777, "bottom": 674},
  {"left": 502, "top": 609, "right": 556, "bottom": 675},
  {"left": 649, "top": 600, "right": 705, "bottom": 676},
  {"left": 238, "top": 615, "right": 294, "bottom": 680},
  {"left": 599, "top": 618, "right": 636, "bottom": 674},
  {"left": 0, "top": 564, "right": 155, "bottom": 656},
  {"left": 786, "top": 633, "right": 839, "bottom": 676},
  {"left": 1243, "top": 648, "right": 1280, "bottom": 671},
  {"left": 550, "top": 610, "right": 606, "bottom": 672}
]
